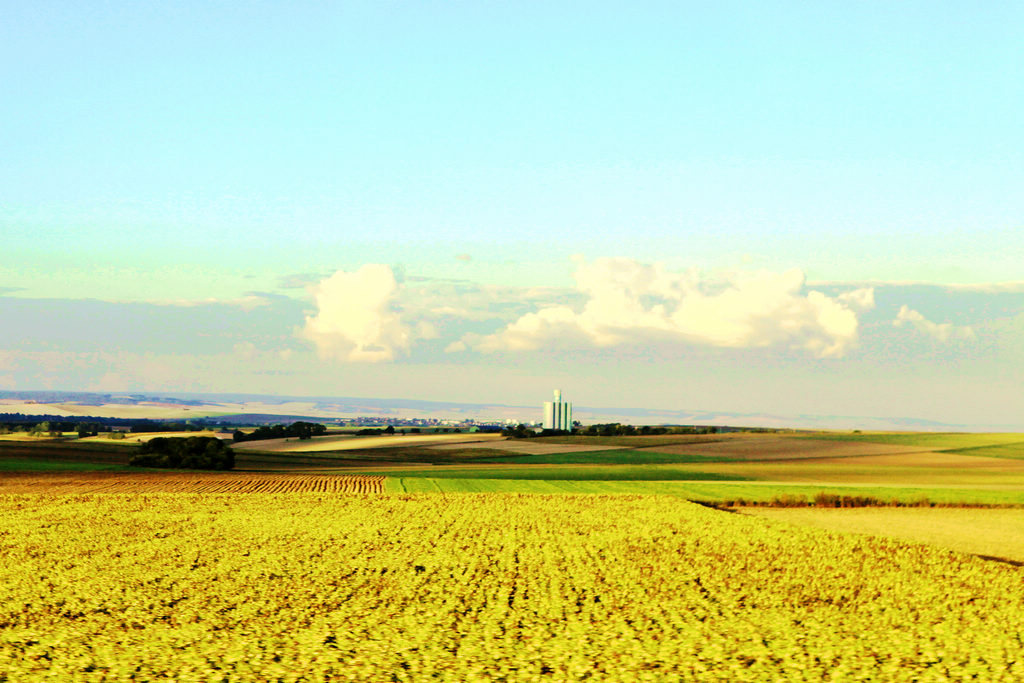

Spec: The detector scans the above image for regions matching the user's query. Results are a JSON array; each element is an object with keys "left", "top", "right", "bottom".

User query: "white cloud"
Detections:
[
  {"left": 893, "top": 306, "right": 975, "bottom": 342},
  {"left": 838, "top": 287, "right": 875, "bottom": 312},
  {"left": 299, "top": 265, "right": 412, "bottom": 363},
  {"left": 458, "top": 258, "right": 875, "bottom": 358}
]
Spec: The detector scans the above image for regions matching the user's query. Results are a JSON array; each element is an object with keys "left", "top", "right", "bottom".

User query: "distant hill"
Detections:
[{"left": 0, "top": 389, "right": 1013, "bottom": 432}]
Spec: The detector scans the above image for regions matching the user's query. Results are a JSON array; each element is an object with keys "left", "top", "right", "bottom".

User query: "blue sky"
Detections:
[{"left": 2, "top": 2, "right": 1022, "bottom": 427}]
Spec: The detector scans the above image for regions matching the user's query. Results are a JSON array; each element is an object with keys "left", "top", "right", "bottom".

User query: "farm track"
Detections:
[{"left": 0, "top": 472, "right": 386, "bottom": 495}]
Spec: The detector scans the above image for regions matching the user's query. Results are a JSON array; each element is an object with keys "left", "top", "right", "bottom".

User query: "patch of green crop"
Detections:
[
  {"left": 944, "top": 442, "right": 1024, "bottom": 460},
  {"left": 0, "top": 458, "right": 129, "bottom": 472}
]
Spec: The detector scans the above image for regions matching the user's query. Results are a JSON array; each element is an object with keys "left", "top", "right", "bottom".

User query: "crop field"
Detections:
[
  {"left": 0, "top": 472, "right": 384, "bottom": 495},
  {"left": 359, "top": 463, "right": 746, "bottom": 481},
  {"left": 744, "top": 507, "right": 1024, "bottom": 564},
  {"left": 804, "top": 432, "right": 1024, "bottom": 460},
  {"left": 384, "top": 477, "right": 1024, "bottom": 504},
  {"left": 476, "top": 448, "right": 730, "bottom": 465},
  {"left": 231, "top": 432, "right": 502, "bottom": 453},
  {"left": 78, "top": 430, "right": 232, "bottom": 445},
  {"left": 669, "top": 450, "right": 1024, "bottom": 486},
  {"left": 635, "top": 436, "right": 930, "bottom": 460},
  {"left": 945, "top": 442, "right": 1024, "bottom": 460},
  {"left": 805, "top": 431, "right": 1024, "bottom": 450},
  {"left": 354, "top": 450, "right": 1024, "bottom": 487},
  {"left": 428, "top": 439, "right": 623, "bottom": 455},
  {"left": 526, "top": 433, "right": 758, "bottom": 447},
  {"left": 0, "top": 457, "right": 127, "bottom": 473},
  {"left": 4, "top": 492, "right": 1024, "bottom": 681}
]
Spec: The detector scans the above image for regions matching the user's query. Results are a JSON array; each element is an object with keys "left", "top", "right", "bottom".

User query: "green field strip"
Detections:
[
  {"left": 0, "top": 458, "right": 130, "bottom": 472},
  {"left": 357, "top": 464, "right": 747, "bottom": 481},
  {"left": 943, "top": 442, "right": 1024, "bottom": 460},
  {"left": 407, "top": 478, "right": 449, "bottom": 492}
]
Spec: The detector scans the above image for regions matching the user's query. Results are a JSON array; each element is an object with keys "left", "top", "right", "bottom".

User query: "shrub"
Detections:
[{"left": 130, "top": 436, "right": 234, "bottom": 470}]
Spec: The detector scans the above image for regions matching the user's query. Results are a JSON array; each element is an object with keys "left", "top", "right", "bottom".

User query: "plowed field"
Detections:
[{"left": 0, "top": 472, "right": 384, "bottom": 494}]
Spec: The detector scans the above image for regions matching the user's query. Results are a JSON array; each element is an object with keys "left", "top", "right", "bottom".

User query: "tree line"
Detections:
[
  {"left": 232, "top": 422, "right": 327, "bottom": 442},
  {"left": 501, "top": 423, "right": 725, "bottom": 438}
]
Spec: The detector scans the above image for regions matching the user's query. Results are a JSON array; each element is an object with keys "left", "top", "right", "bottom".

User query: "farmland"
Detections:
[
  {"left": 4, "top": 492, "right": 1024, "bottom": 680},
  {"left": 4, "top": 430, "right": 1024, "bottom": 679},
  {"left": 230, "top": 432, "right": 504, "bottom": 453}
]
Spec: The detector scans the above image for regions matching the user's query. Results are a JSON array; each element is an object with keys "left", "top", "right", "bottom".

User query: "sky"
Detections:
[{"left": 2, "top": 1, "right": 1022, "bottom": 427}]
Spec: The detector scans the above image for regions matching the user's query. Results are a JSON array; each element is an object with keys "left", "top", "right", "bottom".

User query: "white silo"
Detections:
[{"left": 543, "top": 389, "right": 573, "bottom": 431}]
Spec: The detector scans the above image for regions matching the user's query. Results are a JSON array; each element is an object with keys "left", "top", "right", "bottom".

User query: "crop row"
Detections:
[{"left": 0, "top": 473, "right": 385, "bottom": 495}]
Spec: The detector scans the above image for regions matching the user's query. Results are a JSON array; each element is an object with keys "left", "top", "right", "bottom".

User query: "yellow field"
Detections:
[
  {"left": 78, "top": 430, "right": 232, "bottom": 444},
  {"left": 3, "top": 491, "right": 1024, "bottom": 680},
  {"left": 745, "top": 507, "right": 1024, "bottom": 564},
  {"left": 231, "top": 432, "right": 503, "bottom": 453},
  {"left": 0, "top": 433, "right": 65, "bottom": 442}
]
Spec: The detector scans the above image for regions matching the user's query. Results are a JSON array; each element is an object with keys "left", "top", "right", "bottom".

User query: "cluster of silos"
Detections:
[{"left": 543, "top": 389, "right": 573, "bottom": 431}]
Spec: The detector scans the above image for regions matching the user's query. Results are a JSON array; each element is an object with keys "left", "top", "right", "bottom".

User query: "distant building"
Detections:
[{"left": 543, "top": 390, "right": 573, "bottom": 431}]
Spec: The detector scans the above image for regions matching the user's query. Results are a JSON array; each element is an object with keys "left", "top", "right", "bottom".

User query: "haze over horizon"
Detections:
[{"left": 2, "top": 2, "right": 1022, "bottom": 429}]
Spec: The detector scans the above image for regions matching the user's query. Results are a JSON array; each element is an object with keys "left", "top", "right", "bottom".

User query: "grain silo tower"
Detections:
[{"left": 543, "top": 389, "right": 573, "bottom": 431}]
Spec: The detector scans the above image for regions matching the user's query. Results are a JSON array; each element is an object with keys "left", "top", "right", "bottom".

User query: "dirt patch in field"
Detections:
[{"left": 639, "top": 437, "right": 934, "bottom": 461}]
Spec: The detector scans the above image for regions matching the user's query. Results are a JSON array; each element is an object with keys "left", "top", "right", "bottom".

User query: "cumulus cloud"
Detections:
[
  {"left": 893, "top": 305, "right": 975, "bottom": 342},
  {"left": 456, "top": 258, "right": 875, "bottom": 358},
  {"left": 300, "top": 265, "right": 412, "bottom": 363}
]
